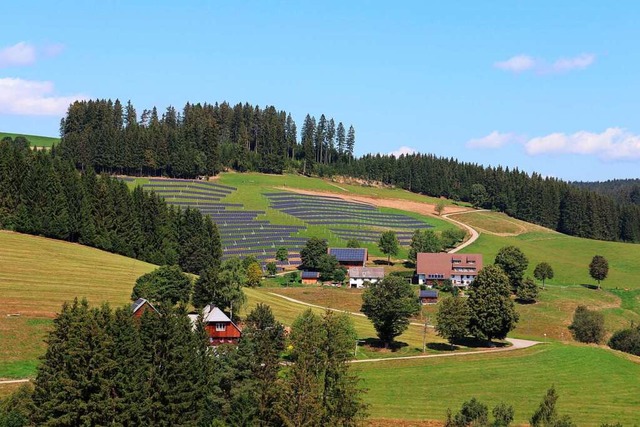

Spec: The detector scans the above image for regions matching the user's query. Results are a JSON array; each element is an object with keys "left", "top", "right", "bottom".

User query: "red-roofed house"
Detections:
[{"left": 416, "top": 253, "right": 483, "bottom": 287}]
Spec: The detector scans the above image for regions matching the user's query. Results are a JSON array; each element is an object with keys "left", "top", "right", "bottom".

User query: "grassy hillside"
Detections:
[
  {"left": 0, "top": 132, "right": 59, "bottom": 148},
  {"left": 0, "top": 231, "right": 156, "bottom": 379},
  {"left": 356, "top": 343, "right": 640, "bottom": 426}
]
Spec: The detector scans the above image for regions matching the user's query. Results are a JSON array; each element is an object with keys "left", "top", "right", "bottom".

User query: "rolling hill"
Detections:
[{"left": 0, "top": 132, "right": 59, "bottom": 148}]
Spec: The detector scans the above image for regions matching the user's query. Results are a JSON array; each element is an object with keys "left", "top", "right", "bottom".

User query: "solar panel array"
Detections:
[
  {"left": 130, "top": 178, "right": 305, "bottom": 266},
  {"left": 328, "top": 248, "right": 367, "bottom": 263},
  {"left": 265, "top": 192, "right": 431, "bottom": 245}
]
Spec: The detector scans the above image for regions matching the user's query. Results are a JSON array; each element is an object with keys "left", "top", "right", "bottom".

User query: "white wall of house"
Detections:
[{"left": 349, "top": 278, "right": 380, "bottom": 288}]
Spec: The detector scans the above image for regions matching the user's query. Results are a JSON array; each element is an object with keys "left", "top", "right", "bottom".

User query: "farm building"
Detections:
[
  {"left": 130, "top": 298, "right": 158, "bottom": 318},
  {"left": 348, "top": 267, "right": 384, "bottom": 288},
  {"left": 416, "top": 253, "right": 483, "bottom": 287},
  {"left": 328, "top": 248, "right": 368, "bottom": 267},
  {"left": 195, "top": 305, "right": 242, "bottom": 346},
  {"left": 419, "top": 289, "right": 439, "bottom": 305},
  {"left": 301, "top": 270, "right": 320, "bottom": 284}
]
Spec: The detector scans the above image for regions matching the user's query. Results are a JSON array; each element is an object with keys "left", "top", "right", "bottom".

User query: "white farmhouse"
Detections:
[{"left": 348, "top": 267, "right": 385, "bottom": 288}]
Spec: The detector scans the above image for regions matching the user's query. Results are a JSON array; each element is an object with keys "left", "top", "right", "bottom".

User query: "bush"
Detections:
[
  {"left": 516, "top": 277, "right": 539, "bottom": 303},
  {"left": 568, "top": 305, "right": 605, "bottom": 344},
  {"left": 608, "top": 325, "right": 640, "bottom": 356}
]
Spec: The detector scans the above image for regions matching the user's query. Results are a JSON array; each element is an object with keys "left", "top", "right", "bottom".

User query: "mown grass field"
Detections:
[
  {"left": 0, "top": 231, "right": 155, "bottom": 379},
  {"left": 0, "top": 132, "right": 59, "bottom": 148},
  {"left": 356, "top": 342, "right": 640, "bottom": 426}
]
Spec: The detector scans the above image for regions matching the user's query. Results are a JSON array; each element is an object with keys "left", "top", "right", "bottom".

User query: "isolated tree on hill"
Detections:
[
  {"left": 534, "top": 262, "right": 554, "bottom": 289},
  {"left": 408, "top": 229, "right": 442, "bottom": 263},
  {"left": 378, "top": 230, "right": 399, "bottom": 265},
  {"left": 266, "top": 261, "right": 278, "bottom": 277},
  {"left": 444, "top": 398, "right": 488, "bottom": 427},
  {"left": 589, "top": 255, "right": 609, "bottom": 288},
  {"left": 568, "top": 305, "right": 605, "bottom": 344},
  {"left": 494, "top": 246, "right": 529, "bottom": 291},
  {"left": 131, "top": 265, "right": 192, "bottom": 305},
  {"left": 346, "top": 238, "right": 361, "bottom": 248},
  {"left": 361, "top": 276, "right": 420, "bottom": 347},
  {"left": 275, "top": 247, "right": 289, "bottom": 264},
  {"left": 467, "top": 265, "right": 519, "bottom": 342},
  {"left": 246, "top": 262, "right": 263, "bottom": 287},
  {"left": 516, "top": 277, "right": 539, "bottom": 304},
  {"left": 435, "top": 200, "right": 446, "bottom": 216},
  {"left": 435, "top": 296, "right": 470, "bottom": 348},
  {"left": 300, "top": 237, "right": 329, "bottom": 270}
]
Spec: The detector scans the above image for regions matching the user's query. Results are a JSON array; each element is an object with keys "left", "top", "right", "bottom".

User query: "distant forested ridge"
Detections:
[
  {"left": 573, "top": 179, "right": 640, "bottom": 206},
  {"left": 0, "top": 139, "right": 221, "bottom": 274},
  {"left": 333, "top": 154, "right": 640, "bottom": 243},
  {"left": 57, "top": 99, "right": 356, "bottom": 177}
]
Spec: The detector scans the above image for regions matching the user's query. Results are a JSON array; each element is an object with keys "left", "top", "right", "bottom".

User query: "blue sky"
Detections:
[{"left": 1, "top": 1, "right": 639, "bottom": 181}]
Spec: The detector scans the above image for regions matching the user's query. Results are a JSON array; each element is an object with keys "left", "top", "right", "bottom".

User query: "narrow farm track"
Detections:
[
  {"left": 442, "top": 209, "right": 488, "bottom": 253},
  {"left": 0, "top": 379, "right": 30, "bottom": 385}
]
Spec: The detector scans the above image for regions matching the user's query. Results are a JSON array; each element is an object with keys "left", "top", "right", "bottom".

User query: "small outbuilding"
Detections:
[
  {"left": 130, "top": 298, "right": 158, "bottom": 318},
  {"left": 419, "top": 289, "right": 439, "bottom": 305},
  {"left": 301, "top": 270, "right": 320, "bottom": 284},
  {"left": 348, "top": 267, "right": 384, "bottom": 288}
]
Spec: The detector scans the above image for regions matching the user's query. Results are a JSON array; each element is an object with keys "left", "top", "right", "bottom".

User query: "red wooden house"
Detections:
[
  {"left": 130, "top": 298, "right": 158, "bottom": 318},
  {"left": 201, "top": 304, "right": 242, "bottom": 345}
]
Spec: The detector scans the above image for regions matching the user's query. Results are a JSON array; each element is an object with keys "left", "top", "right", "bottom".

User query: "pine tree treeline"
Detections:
[
  {"left": 333, "top": 153, "right": 640, "bottom": 242},
  {"left": 574, "top": 179, "right": 640, "bottom": 206},
  {"left": 14, "top": 300, "right": 366, "bottom": 426},
  {"left": 0, "top": 141, "right": 221, "bottom": 274},
  {"left": 56, "top": 99, "right": 355, "bottom": 177}
]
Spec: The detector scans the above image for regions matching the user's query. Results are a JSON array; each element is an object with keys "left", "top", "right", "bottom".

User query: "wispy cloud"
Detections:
[
  {"left": 525, "top": 128, "right": 640, "bottom": 160},
  {"left": 0, "top": 77, "right": 86, "bottom": 116},
  {"left": 494, "top": 53, "right": 596, "bottom": 75},
  {"left": 0, "top": 42, "right": 36, "bottom": 68},
  {"left": 466, "top": 131, "right": 524, "bottom": 149},
  {"left": 388, "top": 146, "right": 417, "bottom": 157}
]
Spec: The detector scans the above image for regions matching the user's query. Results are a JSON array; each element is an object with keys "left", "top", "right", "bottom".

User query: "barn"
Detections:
[
  {"left": 130, "top": 298, "right": 158, "bottom": 318},
  {"left": 201, "top": 304, "right": 242, "bottom": 345}
]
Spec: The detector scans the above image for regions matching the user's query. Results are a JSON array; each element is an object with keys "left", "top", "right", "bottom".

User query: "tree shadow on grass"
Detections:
[
  {"left": 373, "top": 259, "right": 392, "bottom": 266},
  {"left": 426, "top": 342, "right": 459, "bottom": 351},
  {"left": 580, "top": 283, "right": 600, "bottom": 290},
  {"left": 452, "top": 337, "right": 509, "bottom": 349},
  {"left": 361, "top": 337, "right": 408, "bottom": 352}
]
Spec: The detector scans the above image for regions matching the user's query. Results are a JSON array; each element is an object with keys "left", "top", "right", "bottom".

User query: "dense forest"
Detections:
[
  {"left": 57, "top": 99, "right": 355, "bottom": 177},
  {"left": 45, "top": 99, "right": 640, "bottom": 243},
  {"left": 0, "top": 300, "right": 366, "bottom": 427},
  {"left": 0, "top": 138, "right": 221, "bottom": 274},
  {"left": 334, "top": 154, "right": 640, "bottom": 243},
  {"left": 574, "top": 179, "right": 640, "bottom": 206}
]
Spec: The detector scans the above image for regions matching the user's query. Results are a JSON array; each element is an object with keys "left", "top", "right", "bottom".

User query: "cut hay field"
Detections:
[
  {"left": 356, "top": 342, "right": 640, "bottom": 426},
  {"left": 0, "top": 132, "right": 59, "bottom": 148},
  {"left": 0, "top": 231, "right": 155, "bottom": 379}
]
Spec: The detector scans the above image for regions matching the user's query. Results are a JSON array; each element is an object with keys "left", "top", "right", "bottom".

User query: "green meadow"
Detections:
[{"left": 0, "top": 132, "right": 59, "bottom": 148}]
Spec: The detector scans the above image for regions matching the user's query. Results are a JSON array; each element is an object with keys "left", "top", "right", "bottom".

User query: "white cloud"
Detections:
[
  {"left": 494, "top": 53, "right": 596, "bottom": 75},
  {"left": 494, "top": 55, "right": 536, "bottom": 73},
  {"left": 550, "top": 53, "right": 595, "bottom": 73},
  {"left": 466, "top": 131, "right": 523, "bottom": 149},
  {"left": 525, "top": 128, "right": 640, "bottom": 160},
  {"left": 389, "top": 146, "right": 417, "bottom": 157},
  {"left": 0, "top": 42, "right": 36, "bottom": 68},
  {"left": 0, "top": 78, "right": 86, "bottom": 116}
]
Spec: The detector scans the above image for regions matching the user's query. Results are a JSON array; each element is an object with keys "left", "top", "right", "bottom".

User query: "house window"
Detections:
[{"left": 215, "top": 323, "right": 226, "bottom": 331}]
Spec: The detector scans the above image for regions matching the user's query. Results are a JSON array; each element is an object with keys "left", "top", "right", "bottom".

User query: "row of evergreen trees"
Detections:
[
  {"left": 332, "top": 153, "right": 640, "bottom": 242},
  {"left": 3, "top": 300, "right": 366, "bottom": 426},
  {"left": 574, "top": 178, "right": 640, "bottom": 207},
  {"left": 57, "top": 99, "right": 356, "bottom": 177},
  {"left": 0, "top": 139, "right": 221, "bottom": 274}
]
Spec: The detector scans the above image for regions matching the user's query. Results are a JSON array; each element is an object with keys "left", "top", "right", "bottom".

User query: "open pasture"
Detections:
[
  {"left": 0, "top": 132, "right": 59, "bottom": 148},
  {"left": 0, "top": 231, "right": 155, "bottom": 379},
  {"left": 356, "top": 342, "right": 640, "bottom": 426}
]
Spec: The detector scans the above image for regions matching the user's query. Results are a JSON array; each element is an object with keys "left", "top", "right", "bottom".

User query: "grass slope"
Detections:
[
  {"left": 0, "top": 231, "right": 156, "bottom": 379},
  {"left": 356, "top": 343, "right": 640, "bottom": 426},
  {"left": 0, "top": 132, "right": 59, "bottom": 148}
]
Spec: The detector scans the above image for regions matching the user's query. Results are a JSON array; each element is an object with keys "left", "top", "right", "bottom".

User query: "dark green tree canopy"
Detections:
[
  {"left": 378, "top": 230, "right": 399, "bottom": 264},
  {"left": 361, "top": 276, "right": 420, "bottom": 347},
  {"left": 435, "top": 296, "right": 470, "bottom": 346},
  {"left": 589, "top": 255, "right": 609, "bottom": 286},
  {"left": 131, "top": 265, "right": 192, "bottom": 305},
  {"left": 516, "top": 277, "right": 539, "bottom": 304},
  {"left": 494, "top": 246, "right": 529, "bottom": 291},
  {"left": 408, "top": 229, "right": 442, "bottom": 263},
  {"left": 533, "top": 262, "right": 554, "bottom": 288},
  {"left": 467, "top": 265, "right": 519, "bottom": 342},
  {"left": 568, "top": 305, "right": 605, "bottom": 344},
  {"left": 300, "top": 237, "right": 329, "bottom": 270}
]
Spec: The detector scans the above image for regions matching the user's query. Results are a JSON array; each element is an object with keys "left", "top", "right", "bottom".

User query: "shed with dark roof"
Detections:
[
  {"left": 301, "top": 270, "right": 320, "bottom": 284},
  {"left": 419, "top": 289, "right": 439, "bottom": 305}
]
